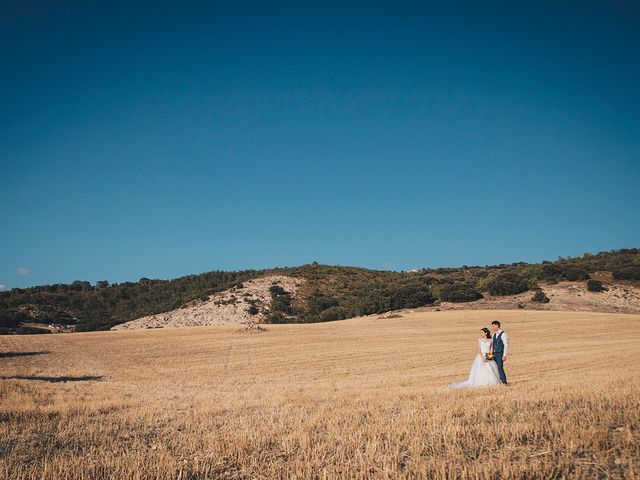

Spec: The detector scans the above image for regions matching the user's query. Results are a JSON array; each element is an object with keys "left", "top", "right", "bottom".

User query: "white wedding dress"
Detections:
[{"left": 447, "top": 339, "right": 502, "bottom": 389}]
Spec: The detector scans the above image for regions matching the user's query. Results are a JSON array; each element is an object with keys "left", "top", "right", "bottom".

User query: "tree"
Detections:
[
  {"left": 438, "top": 283, "right": 483, "bottom": 303},
  {"left": 486, "top": 272, "right": 530, "bottom": 296},
  {"left": 561, "top": 266, "right": 590, "bottom": 281},
  {"left": 613, "top": 267, "right": 640, "bottom": 281},
  {"left": 307, "top": 291, "right": 339, "bottom": 314},
  {"left": 388, "top": 284, "right": 434, "bottom": 310}
]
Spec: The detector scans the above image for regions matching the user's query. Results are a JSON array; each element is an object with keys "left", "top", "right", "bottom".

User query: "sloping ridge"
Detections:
[
  {"left": 420, "top": 279, "right": 640, "bottom": 314},
  {"left": 111, "top": 275, "right": 304, "bottom": 330}
]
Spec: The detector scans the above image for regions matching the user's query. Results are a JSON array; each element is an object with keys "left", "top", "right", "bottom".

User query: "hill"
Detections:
[
  {"left": 112, "top": 274, "right": 305, "bottom": 330},
  {"left": 1, "top": 248, "right": 639, "bottom": 333}
]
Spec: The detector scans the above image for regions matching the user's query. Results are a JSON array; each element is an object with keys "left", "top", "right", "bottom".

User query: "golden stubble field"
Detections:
[{"left": 1, "top": 309, "right": 639, "bottom": 479}]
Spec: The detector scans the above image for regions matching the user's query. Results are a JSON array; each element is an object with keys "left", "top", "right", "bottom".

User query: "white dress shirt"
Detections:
[{"left": 493, "top": 329, "right": 509, "bottom": 356}]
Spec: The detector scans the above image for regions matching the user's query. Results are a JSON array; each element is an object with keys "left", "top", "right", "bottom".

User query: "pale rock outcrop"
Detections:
[{"left": 111, "top": 275, "right": 304, "bottom": 330}]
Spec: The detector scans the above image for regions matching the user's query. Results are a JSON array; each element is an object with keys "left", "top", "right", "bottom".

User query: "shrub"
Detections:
[
  {"left": 486, "top": 272, "right": 530, "bottom": 296},
  {"left": 612, "top": 267, "right": 640, "bottom": 281},
  {"left": 319, "top": 306, "right": 348, "bottom": 322},
  {"left": 388, "top": 284, "right": 435, "bottom": 310},
  {"left": 561, "top": 266, "right": 590, "bottom": 281},
  {"left": 265, "top": 313, "right": 288, "bottom": 324},
  {"left": 531, "top": 289, "right": 550, "bottom": 303},
  {"left": 307, "top": 292, "right": 339, "bottom": 314},
  {"left": 269, "top": 286, "right": 292, "bottom": 314},
  {"left": 438, "top": 283, "right": 483, "bottom": 303},
  {"left": 269, "top": 285, "right": 288, "bottom": 296},
  {"left": 0, "top": 309, "right": 27, "bottom": 328},
  {"left": 216, "top": 296, "right": 237, "bottom": 305},
  {"left": 540, "top": 264, "right": 562, "bottom": 282},
  {"left": 587, "top": 280, "right": 604, "bottom": 292},
  {"left": 247, "top": 305, "right": 260, "bottom": 315}
]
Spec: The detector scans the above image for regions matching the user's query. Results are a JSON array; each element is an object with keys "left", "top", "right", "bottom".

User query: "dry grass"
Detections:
[{"left": 1, "top": 310, "right": 639, "bottom": 479}]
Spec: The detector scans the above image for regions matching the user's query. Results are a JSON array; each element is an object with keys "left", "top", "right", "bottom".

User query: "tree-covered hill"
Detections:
[{"left": 1, "top": 248, "right": 639, "bottom": 333}]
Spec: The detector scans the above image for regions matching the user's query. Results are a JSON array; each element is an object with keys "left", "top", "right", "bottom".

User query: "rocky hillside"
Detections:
[
  {"left": 1, "top": 248, "right": 639, "bottom": 333},
  {"left": 421, "top": 278, "right": 640, "bottom": 315},
  {"left": 116, "top": 275, "right": 640, "bottom": 331},
  {"left": 112, "top": 275, "right": 304, "bottom": 330}
]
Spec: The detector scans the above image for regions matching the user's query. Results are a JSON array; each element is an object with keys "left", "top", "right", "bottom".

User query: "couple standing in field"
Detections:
[{"left": 447, "top": 320, "right": 509, "bottom": 389}]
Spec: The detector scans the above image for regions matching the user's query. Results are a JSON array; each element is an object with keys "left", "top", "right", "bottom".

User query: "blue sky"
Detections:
[{"left": 1, "top": 1, "right": 639, "bottom": 289}]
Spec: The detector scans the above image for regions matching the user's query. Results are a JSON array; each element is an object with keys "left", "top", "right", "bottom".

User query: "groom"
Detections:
[{"left": 491, "top": 320, "right": 509, "bottom": 385}]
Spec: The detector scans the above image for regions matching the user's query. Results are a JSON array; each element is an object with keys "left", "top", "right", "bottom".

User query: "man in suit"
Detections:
[{"left": 490, "top": 320, "right": 509, "bottom": 384}]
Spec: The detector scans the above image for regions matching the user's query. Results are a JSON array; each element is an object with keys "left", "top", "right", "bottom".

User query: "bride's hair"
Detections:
[{"left": 481, "top": 327, "right": 491, "bottom": 339}]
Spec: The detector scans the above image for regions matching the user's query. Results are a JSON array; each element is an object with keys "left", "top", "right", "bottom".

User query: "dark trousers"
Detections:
[{"left": 494, "top": 353, "right": 507, "bottom": 384}]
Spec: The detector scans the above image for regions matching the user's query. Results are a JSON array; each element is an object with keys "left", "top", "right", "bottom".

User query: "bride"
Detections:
[{"left": 447, "top": 327, "right": 503, "bottom": 389}]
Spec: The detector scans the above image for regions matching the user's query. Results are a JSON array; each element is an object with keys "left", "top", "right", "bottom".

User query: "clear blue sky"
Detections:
[{"left": 1, "top": 1, "right": 639, "bottom": 290}]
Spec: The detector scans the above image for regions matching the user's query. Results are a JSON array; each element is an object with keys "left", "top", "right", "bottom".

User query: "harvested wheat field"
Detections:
[{"left": 1, "top": 310, "right": 639, "bottom": 479}]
